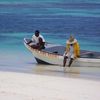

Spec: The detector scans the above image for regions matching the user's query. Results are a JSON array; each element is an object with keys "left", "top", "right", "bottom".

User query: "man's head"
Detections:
[
  {"left": 67, "top": 35, "right": 77, "bottom": 45},
  {"left": 69, "top": 35, "right": 74, "bottom": 43},
  {"left": 35, "top": 30, "right": 40, "bottom": 37}
]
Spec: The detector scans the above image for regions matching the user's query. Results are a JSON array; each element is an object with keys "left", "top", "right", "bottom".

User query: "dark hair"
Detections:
[{"left": 35, "top": 30, "right": 40, "bottom": 34}]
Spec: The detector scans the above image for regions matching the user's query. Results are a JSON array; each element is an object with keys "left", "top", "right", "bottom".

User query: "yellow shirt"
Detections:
[{"left": 66, "top": 42, "right": 80, "bottom": 58}]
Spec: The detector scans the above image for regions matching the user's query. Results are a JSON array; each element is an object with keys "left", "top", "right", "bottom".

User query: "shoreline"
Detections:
[
  {"left": 0, "top": 70, "right": 100, "bottom": 100},
  {"left": 0, "top": 64, "right": 100, "bottom": 81}
]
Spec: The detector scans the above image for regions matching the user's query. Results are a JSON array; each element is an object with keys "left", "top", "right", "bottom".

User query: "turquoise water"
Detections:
[{"left": 0, "top": 1, "right": 100, "bottom": 76}]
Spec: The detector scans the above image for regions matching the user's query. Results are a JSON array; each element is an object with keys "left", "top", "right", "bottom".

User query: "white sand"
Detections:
[{"left": 0, "top": 71, "right": 100, "bottom": 100}]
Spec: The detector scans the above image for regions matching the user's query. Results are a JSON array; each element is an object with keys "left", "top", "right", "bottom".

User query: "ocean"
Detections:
[{"left": 0, "top": 0, "right": 100, "bottom": 77}]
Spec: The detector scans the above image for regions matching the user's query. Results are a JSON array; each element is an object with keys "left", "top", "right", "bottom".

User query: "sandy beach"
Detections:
[{"left": 0, "top": 70, "right": 100, "bottom": 100}]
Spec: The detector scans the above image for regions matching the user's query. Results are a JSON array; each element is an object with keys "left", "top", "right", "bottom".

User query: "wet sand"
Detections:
[{"left": 29, "top": 64, "right": 100, "bottom": 81}]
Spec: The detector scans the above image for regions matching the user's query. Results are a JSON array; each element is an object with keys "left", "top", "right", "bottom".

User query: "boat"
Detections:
[{"left": 24, "top": 38, "right": 100, "bottom": 67}]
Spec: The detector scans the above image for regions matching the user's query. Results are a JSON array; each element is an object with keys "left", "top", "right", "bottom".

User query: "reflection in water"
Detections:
[{"left": 31, "top": 64, "right": 100, "bottom": 81}]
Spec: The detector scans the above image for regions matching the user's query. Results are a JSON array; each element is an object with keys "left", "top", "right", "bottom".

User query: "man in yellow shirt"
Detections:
[{"left": 63, "top": 35, "right": 80, "bottom": 67}]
